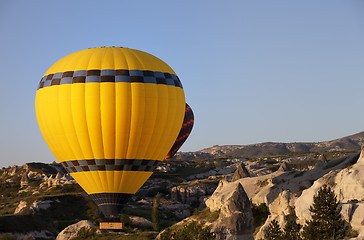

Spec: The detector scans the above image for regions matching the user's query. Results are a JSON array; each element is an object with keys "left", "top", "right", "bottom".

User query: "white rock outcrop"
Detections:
[
  {"left": 269, "top": 190, "right": 295, "bottom": 216},
  {"left": 40, "top": 173, "right": 76, "bottom": 188},
  {"left": 295, "top": 148, "right": 364, "bottom": 236},
  {"left": 30, "top": 200, "right": 55, "bottom": 212},
  {"left": 20, "top": 173, "right": 29, "bottom": 188},
  {"left": 56, "top": 220, "right": 95, "bottom": 240},
  {"left": 14, "top": 200, "right": 27, "bottom": 214},
  {"left": 211, "top": 183, "right": 254, "bottom": 240},
  {"left": 129, "top": 216, "right": 153, "bottom": 227},
  {"left": 350, "top": 203, "right": 364, "bottom": 231},
  {"left": 203, "top": 150, "right": 362, "bottom": 239},
  {"left": 171, "top": 183, "right": 215, "bottom": 204},
  {"left": 205, "top": 179, "right": 232, "bottom": 212},
  {"left": 9, "top": 165, "right": 18, "bottom": 176},
  {"left": 295, "top": 178, "right": 327, "bottom": 222}
]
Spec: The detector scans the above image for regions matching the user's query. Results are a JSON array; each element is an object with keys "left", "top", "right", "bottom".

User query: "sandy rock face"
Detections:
[
  {"left": 350, "top": 203, "right": 364, "bottom": 228},
  {"left": 14, "top": 200, "right": 27, "bottom": 214},
  {"left": 231, "top": 163, "right": 250, "bottom": 181},
  {"left": 20, "top": 173, "right": 29, "bottom": 188},
  {"left": 334, "top": 165, "right": 364, "bottom": 202},
  {"left": 40, "top": 173, "right": 76, "bottom": 188},
  {"left": 332, "top": 147, "right": 364, "bottom": 202},
  {"left": 254, "top": 190, "right": 297, "bottom": 239},
  {"left": 56, "top": 220, "right": 95, "bottom": 240},
  {"left": 30, "top": 200, "right": 55, "bottom": 212},
  {"left": 206, "top": 182, "right": 254, "bottom": 240},
  {"left": 277, "top": 162, "right": 291, "bottom": 172},
  {"left": 295, "top": 175, "right": 336, "bottom": 223},
  {"left": 171, "top": 184, "right": 214, "bottom": 204},
  {"left": 9, "top": 165, "right": 18, "bottom": 176},
  {"left": 129, "top": 216, "right": 153, "bottom": 227},
  {"left": 269, "top": 190, "right": 295, "bottom": 216},
  {"left": 205, "top": 180, "right": 235, "bottom": 212},
  {"left": 295, "top": 152, "right": 364, "bottom": 222},
  {"left": 340, "top": 202, "right": 355, "bottom": 222},
  {"left": 295, "top": 150, "right": 364, "bottom": 231}
]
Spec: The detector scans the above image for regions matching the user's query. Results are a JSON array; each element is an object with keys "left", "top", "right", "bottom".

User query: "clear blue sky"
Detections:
[{"left": 1, "top": 1, "right": 363, "bottom": 167}]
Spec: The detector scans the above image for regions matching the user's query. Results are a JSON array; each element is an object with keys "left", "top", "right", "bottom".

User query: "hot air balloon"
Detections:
[
  {"left": 165, "top": 103, "right": 194, "bottom": 159},
  {"left": 35, "top": 47, "right": 185, "bottom": 220}
]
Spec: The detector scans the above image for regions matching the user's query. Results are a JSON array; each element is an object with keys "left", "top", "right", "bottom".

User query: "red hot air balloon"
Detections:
[{"left": 166, "top": 103, "right": 194, "bottom": 159}]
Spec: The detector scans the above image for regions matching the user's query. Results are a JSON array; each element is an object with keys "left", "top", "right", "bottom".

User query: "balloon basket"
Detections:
[{"left": 99, "top": 222, "right": 124, "bottom": 229}]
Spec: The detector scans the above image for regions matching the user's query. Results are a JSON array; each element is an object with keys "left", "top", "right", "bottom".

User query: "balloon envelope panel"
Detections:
[
  {"left": 35, "top": 47, "right": 185, "bottom": 217},
  {"left": 166, "top": 103, "right": 194, "bottom": 159}
]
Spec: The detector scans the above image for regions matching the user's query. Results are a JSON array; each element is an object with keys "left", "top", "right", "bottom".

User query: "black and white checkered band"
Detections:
[
  {"left": 37, "top": 69, "right": 183, "bottom": 90},
  {"left": 88, "top": 193, "right": 132, "bottom": 206},
  {"left": 61, "top": 159, "right": 160, "bottom": 173}
]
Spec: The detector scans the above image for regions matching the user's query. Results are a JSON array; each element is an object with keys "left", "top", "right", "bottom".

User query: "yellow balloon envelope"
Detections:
[{"left": 35, "top": 47, "right": 185, "bottom": 217}]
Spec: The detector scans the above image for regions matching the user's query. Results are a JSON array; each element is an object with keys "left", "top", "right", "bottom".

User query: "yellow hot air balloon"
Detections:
[{"left": 35, "top": 47, "right": 185, "bottom": 218}]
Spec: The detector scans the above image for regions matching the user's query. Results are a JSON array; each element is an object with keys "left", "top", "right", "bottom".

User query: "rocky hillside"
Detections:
[
  {"left": 1, "top": 134, "right": 364, "bottom": 239},
  {"left": 160, "top": 147, "right": 364, "bottom": 239},
  {"left": 0, "top": 157, "right": 246, "bottom": 239},
  {"left": 175, "top": 131, "right": 364, "bottom": 159}
]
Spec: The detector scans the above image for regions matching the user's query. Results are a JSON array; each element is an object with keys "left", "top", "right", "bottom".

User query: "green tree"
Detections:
[
  {"left": 302, "top": 185, "right": 347, "bottom": 240},
  {"left": 283, "top": 220, "right": 301, "bottom": 240},
  {"left": 264, "top": 220, "right": 283, "bottom": 240},
  {"left": 251, "top": 202, "right": 270, "bottom": 228},
  {"left": 152, "top": 192, "right": 160, "bottom": 231}
]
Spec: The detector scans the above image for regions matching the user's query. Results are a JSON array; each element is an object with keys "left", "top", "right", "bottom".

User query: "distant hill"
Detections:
[{"left": 175, "top": 131, "right": 364, "bottom": 159}]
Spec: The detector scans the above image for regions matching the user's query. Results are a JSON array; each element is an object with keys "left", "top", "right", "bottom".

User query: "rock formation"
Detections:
[
  {"left": 204, "top": 180, "right": 229, "bottom": 212},
  {"left": 203, "top": 151, "right": 361, "bottom": 239},
  {"left": 295, "top": 149, "right": 364, "bottom": 237},
  {"left": 318, "top": 154, "right": 328, "bottom": 162},
  {"left": 171, "top": 184, "right": 215, "bottom": 204},
  {"left": 14, "top": 200, "right": 27, "bottom": 214},
  {"left": 30, "top": 200, "right": 55, "bottom": 212},
  {"left": 314, "top": 160, "right": 326, "bottom": 169},
  {"left": 9, "top": 165, "right": 18, "bottom": 176},
  {"left": 20, "top": 172, "right": 29, "bottom": 188},
  {"left": 38, "top": 173, "right": 76, "bottom": 189},
  {"left": 315, "top": 154, "right": 328, "bottom": 169},
  {"left": 129, "top": 216, "right": 153, "bottom": 227},
  {"left": 277, "top": 162, "right": 291, "bottom": 172},
  {"left": 160, "top": 202, "right": 191, "bottom": 218},
  {"left": 231, "top": 163, "right": 250, "bottom": 181},
  {"left": 212, "top": 183, "right": 254, "bottom": 240},
  {"left": 56, "top": 220, "right": 96, "bottom": 240},
  {"left": 1, "top": 170, "right": 8, "bottom": 178}
]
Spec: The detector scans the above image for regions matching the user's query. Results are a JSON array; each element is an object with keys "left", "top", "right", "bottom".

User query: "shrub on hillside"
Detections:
[{"left": 160, "top": 221, "right": 215, "bottom": 240}]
